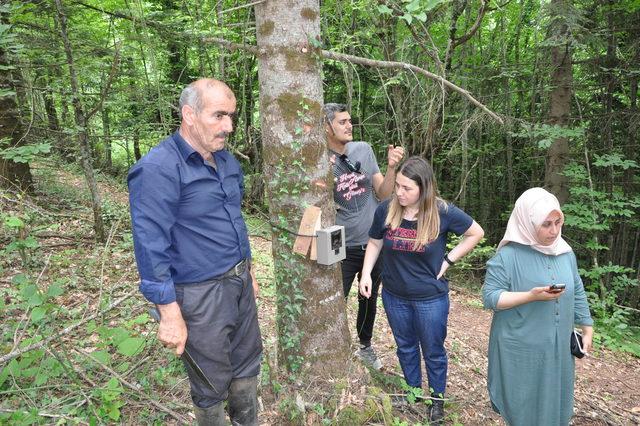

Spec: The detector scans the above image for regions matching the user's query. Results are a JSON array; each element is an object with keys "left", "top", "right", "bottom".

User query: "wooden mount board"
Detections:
[{"left": 293, "top": 206, "right": 322, "bottom": 257}]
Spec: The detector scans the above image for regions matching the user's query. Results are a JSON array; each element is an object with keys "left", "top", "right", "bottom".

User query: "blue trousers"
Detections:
[{"left": 382, "top": 289, "right": 449, "bottom": 394}]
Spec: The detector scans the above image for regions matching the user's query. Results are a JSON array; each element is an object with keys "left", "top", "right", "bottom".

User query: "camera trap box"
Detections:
[{"left": 316, "top": 225, "right": 346, "bottom": 265}]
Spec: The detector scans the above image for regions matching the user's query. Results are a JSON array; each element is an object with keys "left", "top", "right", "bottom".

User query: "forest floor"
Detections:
[{"left": 1, "top": 162, "right": 639, "bottom": 425}]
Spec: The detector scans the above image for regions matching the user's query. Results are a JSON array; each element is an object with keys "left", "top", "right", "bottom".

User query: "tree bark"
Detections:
[
  {"left": 544, "top": 0, "right": 573, "bottom": 204},
  {"left": 255, "top": 0, "right": 351, "bottom": 375},
  {"left": 101, "top": 106, "right": 112, "bottom": 172},
  {"left": 0, "top": 12, "right": 33, "bottom": 191}
]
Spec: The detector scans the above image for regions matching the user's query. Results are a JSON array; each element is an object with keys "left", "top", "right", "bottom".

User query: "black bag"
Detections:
[{"left": 570, "top": 330, "right": 585, "bottom": 358}]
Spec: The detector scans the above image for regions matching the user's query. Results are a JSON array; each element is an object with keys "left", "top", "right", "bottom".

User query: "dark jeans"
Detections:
[
  {"left": 341, "top": 246, "right": 383, "bottom": 346},
  {"left": 382, "top": 289, "right": 449, "bottom": 394},
  {"left": 175, "top": 265, "right": 262, "bottom": 408}
]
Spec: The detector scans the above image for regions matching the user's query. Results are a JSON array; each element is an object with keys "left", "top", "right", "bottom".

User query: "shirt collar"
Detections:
[
  {"left": 172, "top": 131, "right": 198, "bottom": 161},
  {"left": 172, "top": 131, "right": 228, "bottom": 166}
]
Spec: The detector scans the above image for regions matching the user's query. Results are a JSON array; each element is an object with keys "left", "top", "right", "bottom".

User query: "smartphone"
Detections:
[{"left": 548, "top": 283, "right": 566, "bottom": 293}]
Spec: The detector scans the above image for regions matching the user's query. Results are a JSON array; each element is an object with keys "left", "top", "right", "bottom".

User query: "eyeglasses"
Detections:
[{"left": 339, "top": 154, "right": 361, "bottom": 173}]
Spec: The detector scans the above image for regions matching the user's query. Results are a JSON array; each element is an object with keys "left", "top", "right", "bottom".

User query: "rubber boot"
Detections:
[
  {"left": 429, "top": 396, "right": 445, "bottom": 425},
  {"left": 193, "top": 400, "right": 226, "bottom": 426},
  {"left": 227, "top": 376, "right": 258, "bottom": 426}
]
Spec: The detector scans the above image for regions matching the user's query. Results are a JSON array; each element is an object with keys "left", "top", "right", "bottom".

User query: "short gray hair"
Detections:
[
  {"left": 322, "top": 103, "right": 349, "bottom": 123},
  {"left": 178, "top": 83, "right": 203, "bottom": 118}
]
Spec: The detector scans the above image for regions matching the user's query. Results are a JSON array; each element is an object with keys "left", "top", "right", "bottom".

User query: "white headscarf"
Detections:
[{"left": 497, "top": 187, "right": 572, "bottom": 256}]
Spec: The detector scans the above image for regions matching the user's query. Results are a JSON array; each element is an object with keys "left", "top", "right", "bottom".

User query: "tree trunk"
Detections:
[
  {"left": 54, "top": 0, "right": 105, "bottom": 242},
  {"left": 133, "top": 128, "right": 141, "bottom": 161},
  {"left": 255, "top": 0, "right": 351, "bottom": 375},
  {"left": 0, "top": 13, "right": 33, "bottom": 191},
  {"left": 101, "top": 106, "right": 112, "bottom": 172},
  {"left": 544, "top": 0, "right": 573, "bottom": 204}
]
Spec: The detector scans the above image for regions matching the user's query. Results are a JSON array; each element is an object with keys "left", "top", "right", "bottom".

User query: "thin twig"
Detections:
[
  {"left": 0, "top": 290, "right": 136, "bottom": 365},
  {"left": 11, "top": 255, "right": 51, "bottom": 354},
  {"left": 0, "top": 408, "right": 84, "bottom": 423},
  {"left": 221, "top": 0, "right": 265, "bottom": 14},
  {"left": 74, "top": 349, "right": 191, "bottom": 424}
]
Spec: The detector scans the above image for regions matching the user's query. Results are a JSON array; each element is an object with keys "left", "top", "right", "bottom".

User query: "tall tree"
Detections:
[
  {"left": 0, "top": 6, "right": 32, "bottom": 190},
  {"left": 255, "top": 0, "right": 351, "bottom": 375},
  {"left": 53, "top": 0, "right": 107, "bottom": 241},
  {"left": 544, "top": 0, "right": 574, "bottom": 203}
]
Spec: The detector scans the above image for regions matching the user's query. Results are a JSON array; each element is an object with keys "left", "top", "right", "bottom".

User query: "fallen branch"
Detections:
[
  {"left": 75, "top": 349, "right": 191, "bottom": 425},
  {"left": 0, "top": 290, "right": 136, "bottom": 365},
  {"left": 0, "top": 408, "right": 85, "bottom": 424}
]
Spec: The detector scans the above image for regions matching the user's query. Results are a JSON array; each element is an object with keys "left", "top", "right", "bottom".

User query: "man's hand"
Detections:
[
  {"left": 250, "top": 267, "right": 259, "bottom": 299},
  {"left": 387, "top": 145, "right": 405, "bottom": 169},
  {"left": 157, "top": 302, "right": 188, "bottom": 356}
]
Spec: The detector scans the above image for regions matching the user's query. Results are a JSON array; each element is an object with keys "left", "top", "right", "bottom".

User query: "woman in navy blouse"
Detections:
[{"left": 359, "top": 156, "right": 484, "bottom": 424}]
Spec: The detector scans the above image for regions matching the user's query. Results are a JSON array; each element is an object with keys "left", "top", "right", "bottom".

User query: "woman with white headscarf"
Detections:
[{"left": 482, "top": 188, "right": 593, "bottom": 425}]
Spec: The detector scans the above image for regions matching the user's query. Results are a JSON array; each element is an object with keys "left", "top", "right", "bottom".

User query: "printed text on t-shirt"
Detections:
[
  {"left": 385, "top": 227, "right": 427, "bottom": 252},
  {"left": 336, "top": 172, "right": 367, "bottom": 201}
]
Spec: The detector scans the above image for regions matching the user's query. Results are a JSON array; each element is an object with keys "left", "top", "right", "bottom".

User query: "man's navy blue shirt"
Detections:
[{"left": 128, "top": 131, "right": 251, "bottom": 305}]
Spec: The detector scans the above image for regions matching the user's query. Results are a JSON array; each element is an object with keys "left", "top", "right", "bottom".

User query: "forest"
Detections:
[{"left": 1, "top": 0, "right": 639, "bottom": 424}]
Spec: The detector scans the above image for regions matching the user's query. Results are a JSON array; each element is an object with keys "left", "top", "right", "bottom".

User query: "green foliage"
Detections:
[
  {"left": 0, "top": 139, "right": 51, "bottom": 164},
  {"left": 510, "top": 123, "right": 586, "bottom": 150},
  {"left": 562, "top": 157, "right": 640, "bottom": 357},
  {"left": 1, "top": 212, "right": 39, "bottom": 268},
  {"left": 377, "top": 0, "right": 447, "bottom": 24}
]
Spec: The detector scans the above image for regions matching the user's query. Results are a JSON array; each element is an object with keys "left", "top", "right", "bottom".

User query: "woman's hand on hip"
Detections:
[{"left": 437, "top": 261, "right": 449, "bottom": 279}]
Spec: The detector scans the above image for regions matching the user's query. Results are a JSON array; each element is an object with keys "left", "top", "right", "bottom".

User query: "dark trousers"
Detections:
[
  {"left": 341, "top": 246, "right": 383, "bottom": 346},
  {"left": 175, "top": 265, "right": 262, "bottom": 408}
]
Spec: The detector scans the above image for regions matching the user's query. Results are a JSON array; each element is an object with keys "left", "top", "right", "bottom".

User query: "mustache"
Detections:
[{"left": 215, "top": 132, "right": 229, "bottom": 138}]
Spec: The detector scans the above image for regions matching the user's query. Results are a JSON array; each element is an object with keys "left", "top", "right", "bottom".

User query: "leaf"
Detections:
[
  {"left": 12, "top": 274, "right": 29, "bottom": 285},
  {"left": 47, "top": 281, "right": 65, "bottom": 298},
  {"left": 91, "top": 350, "right": 112, "bottom": 365},
  {"left": 424, "top": 0, "right": 448, "bottom": 12},
  {"left": 406, "top": 0, "right": 421, "bottom": 13},
  {"left": 30, "top": 306, "right": 47, "bottom": 322},
  {"left": 0, "top": 360, "right": 13, "bottom": 386},
  {"left": 27, "top": 292, "right": 43, "bottom": 308},
  {"left": 20, "top": 283, "right": 37, "bottom": 300},
  {"left": 3, "top": 216, "right": 24, "bottom": 229},
  {"left": 116, "top": 337, "right": 145, "bottom": 357},
  {"left": 377, "top": 5, "right": 393, "bottom": 15}
]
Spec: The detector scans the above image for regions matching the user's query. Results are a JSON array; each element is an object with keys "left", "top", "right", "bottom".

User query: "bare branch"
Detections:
[
  {"left": 451, "top": 0, "right": 489, "bottom": 49},
  {"left": 68, "top": 2, "right": 503, "bottom": 124},
  {"left": 320, "top": 50, "right": 503, "bottom": 124},
  {"left": 221, "top": 0, "right": 266, "bottom": 14},
  {"left": 86, "top": 43, "right": 121, "bottom": 119}
]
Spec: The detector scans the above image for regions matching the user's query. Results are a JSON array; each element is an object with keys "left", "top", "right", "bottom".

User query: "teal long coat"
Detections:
[{"left": 482, "top": 243, "right": 593, "bottom": 426}]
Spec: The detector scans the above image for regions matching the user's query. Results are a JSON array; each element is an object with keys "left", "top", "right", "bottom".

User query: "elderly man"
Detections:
[
  {"left": 323, "top": 103, "right": 404, "bottom": 369},
  {"left": 128, "top": 79, "right": 262, "bottom": 425}
]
